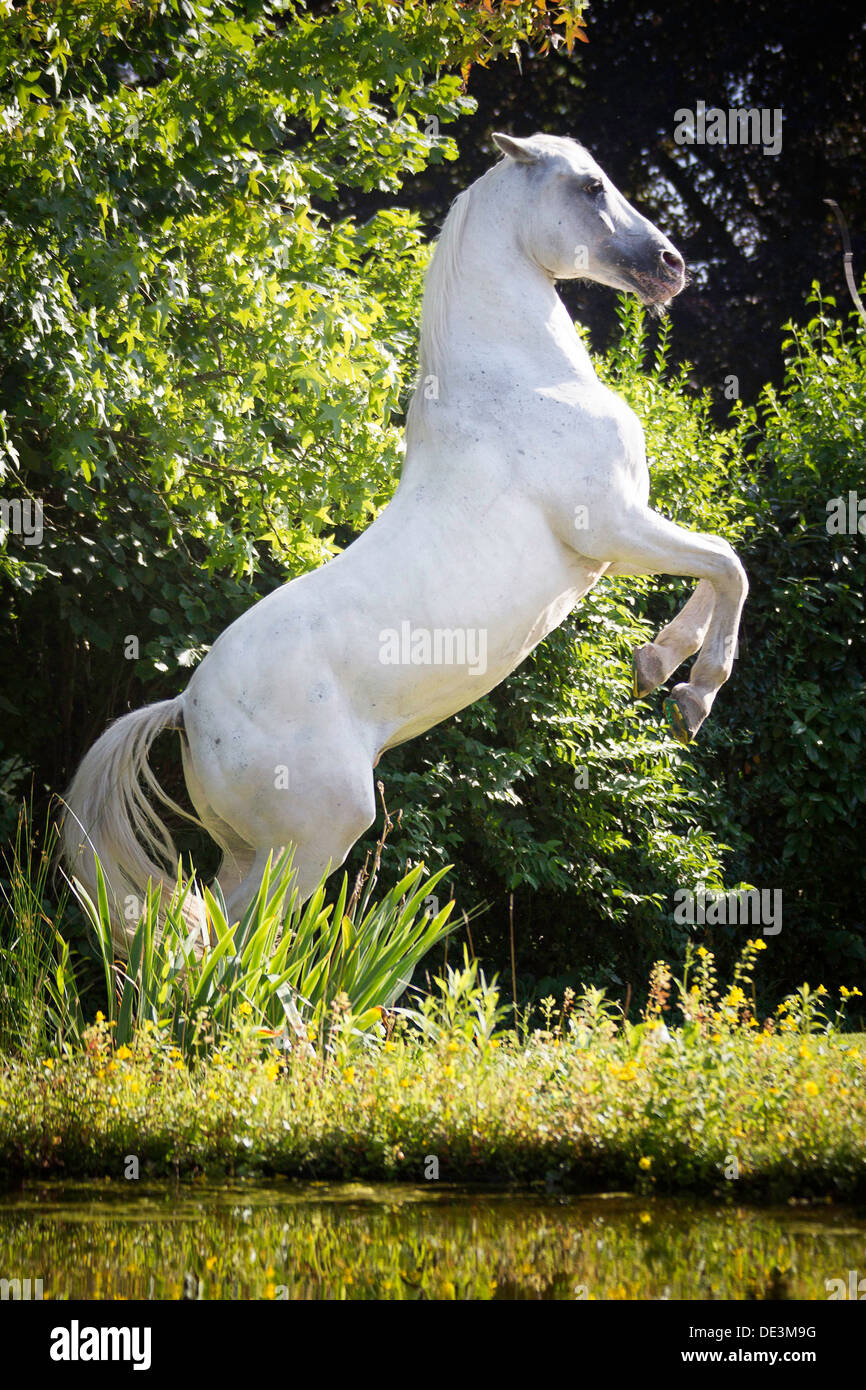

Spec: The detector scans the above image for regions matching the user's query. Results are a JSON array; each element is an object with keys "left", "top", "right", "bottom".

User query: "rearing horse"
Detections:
[{"left": 63, "top": 133, "right": 747, "bottom": 948}]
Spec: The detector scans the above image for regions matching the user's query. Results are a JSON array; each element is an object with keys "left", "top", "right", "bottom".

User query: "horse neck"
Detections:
[{"left": 423, "top": 177, "right": 593, "bottom": 394}]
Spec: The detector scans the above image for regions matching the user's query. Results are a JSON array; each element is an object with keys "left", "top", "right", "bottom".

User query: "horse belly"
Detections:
[
  {"left": 374, "top": 561, "right": 604, "bottom": 749},
  {"left": 179, "top": 503, "right": 602, "bottom": 794}
]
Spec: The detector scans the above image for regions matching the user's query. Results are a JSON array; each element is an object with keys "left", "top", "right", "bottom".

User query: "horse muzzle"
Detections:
[{"left": 631, "top": 246, "right": 687, "bottom": 304}]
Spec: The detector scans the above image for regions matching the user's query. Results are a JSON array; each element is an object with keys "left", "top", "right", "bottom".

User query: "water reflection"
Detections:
[{"left": 0, "top": 1182, "right": 863, "bottom": 1300}]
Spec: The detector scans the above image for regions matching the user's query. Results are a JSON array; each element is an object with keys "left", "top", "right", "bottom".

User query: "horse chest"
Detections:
[{"left": 505, "top": 386, "right": 649, "bottom": 520}]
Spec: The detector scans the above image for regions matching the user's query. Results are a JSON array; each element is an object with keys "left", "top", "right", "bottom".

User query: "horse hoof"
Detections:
[
  {"left": 664, "top": 685, "right": 706, "bottom": 746},
  {"left": 632, "top": 643, "right": 666, "bottom": 699},
  {"left": 664, "top": 697, "right": 691, "bottom": 745}
]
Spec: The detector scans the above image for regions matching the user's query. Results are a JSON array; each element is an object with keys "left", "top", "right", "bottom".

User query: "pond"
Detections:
[{"left": 0, "top": 1181, "right": 863, "bottom": 1300}]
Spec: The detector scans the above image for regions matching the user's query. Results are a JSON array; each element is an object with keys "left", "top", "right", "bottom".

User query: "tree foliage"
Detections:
[{"left": 704, "top": 290, "right": 866, "bottom": 995}]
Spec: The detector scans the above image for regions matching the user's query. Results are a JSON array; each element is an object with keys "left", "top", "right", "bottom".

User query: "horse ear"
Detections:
[{"left": 492, "top": 132, "right": 543, "bottom": 164}]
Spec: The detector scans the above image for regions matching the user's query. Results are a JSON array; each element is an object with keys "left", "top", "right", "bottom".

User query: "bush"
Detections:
[{"left": 700, "top": 289, "right": 866, "bottom": 997}]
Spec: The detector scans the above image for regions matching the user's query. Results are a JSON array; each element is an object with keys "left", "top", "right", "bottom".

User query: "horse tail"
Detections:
[{"left": 60, "top": 696, "right": 203, "bottom": 956}]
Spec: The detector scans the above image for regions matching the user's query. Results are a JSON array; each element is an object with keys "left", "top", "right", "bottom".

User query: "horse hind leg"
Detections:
[
  {"left": 209, "top": 821, "right": 258, "bottom": 910},
  {"left": 220, "top": 753, "right": 378, "bottom": 925},
  {"left": 223, "top": 844, "right": 332, "bottom": 925},
  {"left": 630, "top": 579, "right": 715, "bottom": 698},
  {"left": 223, "top": 829, "right": 372, "bottom": 926},
  {"left": 181, "top": 737, "right": 258, "bottom": 919}
]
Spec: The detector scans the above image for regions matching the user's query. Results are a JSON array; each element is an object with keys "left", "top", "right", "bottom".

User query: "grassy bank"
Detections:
[
  {"left": 2, "top": 1001, "right": 864, "bottom": 1199},
  {"left": 1, "top": 830, "right": 863, "bottom": 1199}
]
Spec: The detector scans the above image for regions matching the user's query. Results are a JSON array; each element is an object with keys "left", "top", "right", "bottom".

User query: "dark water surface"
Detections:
[{"left": 0, "top": 1181, "right": 863, "bottom": 1299}]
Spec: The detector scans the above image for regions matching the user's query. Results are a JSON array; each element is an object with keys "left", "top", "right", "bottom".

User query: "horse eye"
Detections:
[{"left": 584, "top": 180, "right": 603, "bottom": 197}]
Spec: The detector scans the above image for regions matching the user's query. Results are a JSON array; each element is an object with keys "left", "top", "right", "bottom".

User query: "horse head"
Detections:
[{"left": 492, "top": 132, "right": 686, "bottom": 307}]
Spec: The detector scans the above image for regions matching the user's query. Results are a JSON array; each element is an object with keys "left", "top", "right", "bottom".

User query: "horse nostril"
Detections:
[{"left": 660, "top": 248, "right": 684, "bottom": 277}]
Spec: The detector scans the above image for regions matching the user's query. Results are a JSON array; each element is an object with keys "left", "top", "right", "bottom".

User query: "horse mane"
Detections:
[{"left": 405, "top": 161, "right": 503, "bottom": 442}]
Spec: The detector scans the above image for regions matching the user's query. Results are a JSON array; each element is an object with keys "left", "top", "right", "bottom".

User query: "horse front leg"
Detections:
[
  {"left": 605, "top": 576, "right": 715, "bottom": 699},
  {"left": 586, "top": 508, "right": 748, "bottom": 744}
]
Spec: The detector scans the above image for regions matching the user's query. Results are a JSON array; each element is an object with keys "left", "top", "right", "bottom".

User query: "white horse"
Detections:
[{"left": 63, "top": 132, "right": 747, "bottom": 949}]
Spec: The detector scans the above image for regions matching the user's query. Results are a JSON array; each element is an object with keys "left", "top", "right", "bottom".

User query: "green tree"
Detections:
[{"left": 702, "top": 290, "right": 866, "bottom": 996}]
